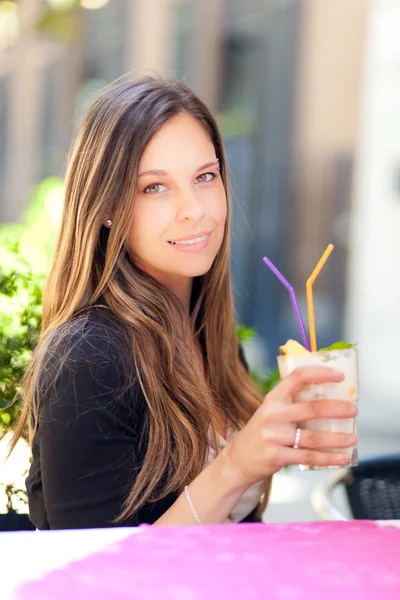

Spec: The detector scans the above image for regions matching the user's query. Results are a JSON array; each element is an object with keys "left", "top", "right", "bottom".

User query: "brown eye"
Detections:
[
  {"left": 144, "top": 183, "right": 167, "bottom": 194},
  {"left": 196, "top": 172, "right": 215, "bottom": 184}
]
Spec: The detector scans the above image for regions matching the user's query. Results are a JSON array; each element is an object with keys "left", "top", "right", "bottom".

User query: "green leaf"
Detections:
[
  {"left": 236, "top": 325, "right": 256, "bottom": 343},
  {"left": 0, "top": 412, "right": 11, "bottom": 425},
  {"left": 318, "top": 341, "right": 357, "bottom": 352}
]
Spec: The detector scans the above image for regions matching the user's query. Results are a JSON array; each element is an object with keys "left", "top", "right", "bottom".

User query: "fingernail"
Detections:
[{"left": 339, "top": 454, "right": 350, "bottom": 463}]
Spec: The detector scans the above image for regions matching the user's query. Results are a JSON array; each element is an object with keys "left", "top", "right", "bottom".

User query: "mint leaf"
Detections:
[{"left": 318, "top": 341, "right": 357, "bottom": 352}]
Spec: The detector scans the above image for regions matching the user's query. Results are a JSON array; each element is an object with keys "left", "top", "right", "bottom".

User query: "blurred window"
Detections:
[
  {"left": 171, "top": 0, "right": 195, "bottom": 79},
  {"left": 219, "top": 0, "right": 301, "bottom": 360},
  {"left": 82, "top": 0, "right": 127, "bottom": 82}
]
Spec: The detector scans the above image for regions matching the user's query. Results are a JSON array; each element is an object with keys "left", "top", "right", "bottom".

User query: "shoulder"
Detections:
[
  {"left": 36, "top": 306, "right": 147, "bottom": 426},
  {"left": 46, "top": 306, "right": 130, "bottom": 361},
  {"left": 39, "top": 306, "right": 136, "bottom": 393}
]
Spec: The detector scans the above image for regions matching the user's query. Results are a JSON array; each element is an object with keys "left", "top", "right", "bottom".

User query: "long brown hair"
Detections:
[{"left": 11, "top": 76, "right": 270, "bottom": 520}]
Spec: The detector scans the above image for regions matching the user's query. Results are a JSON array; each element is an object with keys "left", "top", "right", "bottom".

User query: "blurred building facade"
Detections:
[
  {"left": 1, "top": 0, "right": 400, "bottom": 431},
  {"left": 346, "top": 0, "right": 400, "bottom": 433}
]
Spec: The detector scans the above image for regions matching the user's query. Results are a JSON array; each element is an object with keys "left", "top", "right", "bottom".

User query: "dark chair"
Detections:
[{"left": 312, "top": 454, "right": 400, "bottom": 521}]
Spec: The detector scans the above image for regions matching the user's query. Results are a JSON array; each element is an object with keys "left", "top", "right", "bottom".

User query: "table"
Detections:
[{"left": 1, "top": 520, "right": 400, "bottom": 599}]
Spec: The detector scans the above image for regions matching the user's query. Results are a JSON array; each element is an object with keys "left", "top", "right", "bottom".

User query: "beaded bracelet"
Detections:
[{"left": 184, "top": 485, "right": 201, "bottom": 525}]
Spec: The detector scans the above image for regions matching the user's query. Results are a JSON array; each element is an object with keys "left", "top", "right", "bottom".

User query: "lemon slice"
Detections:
[{"left": 279, "top": 339, "right": 310, "bottom": 356}]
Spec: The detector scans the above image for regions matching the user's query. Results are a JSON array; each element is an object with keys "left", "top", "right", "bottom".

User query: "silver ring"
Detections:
[{"left": 293, "top": 427, "right": 301, "bottom": 449}]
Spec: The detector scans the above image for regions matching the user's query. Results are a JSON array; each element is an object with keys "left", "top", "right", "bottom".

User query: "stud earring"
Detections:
[{"left": 105, "top": 219, "right": 112, "bottom": 227}]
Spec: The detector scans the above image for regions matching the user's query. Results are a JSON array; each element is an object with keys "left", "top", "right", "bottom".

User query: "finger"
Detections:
[
  {"left": 284, "top": 429, "right": 358, "bottom": 450},
  {"left": 281, "top": 399, "right": 358, "bottom": 423},
  {"left": 275, "top": 447, "right": 351, "bottom": 468},
  {"left": 266, "top": 366, "right": 345, "bottom": 405}
]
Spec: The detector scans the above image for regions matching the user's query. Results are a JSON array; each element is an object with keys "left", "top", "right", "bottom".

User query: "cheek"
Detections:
[
  {"left": 208, "top": 196, "right": 227, "bottom": 251},
  {"left": 130, "top": 200, "right": 170, "bottom": 243},
  {"left": 212, "top": 192, "right": 227, "bottom": 226}
]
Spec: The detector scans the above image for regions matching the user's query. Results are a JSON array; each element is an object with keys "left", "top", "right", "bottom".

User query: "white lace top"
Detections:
[{"left": 206, "top": 428, "right": 265, "bottom": 523}]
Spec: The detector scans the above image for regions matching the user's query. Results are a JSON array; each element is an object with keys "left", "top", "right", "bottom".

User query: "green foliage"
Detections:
[
  {"left": 0, "top": 177, "right": 61, "bottom": 438},
  {"left": 0, "top": 242, "right": 44, "bottom": 439},
  {"left": 236, "top": 325, "right": 280, "bottom": 395},
  {"left": 250, "top": 367, "right": 280, "bottom": 395},
  {"left": 236, "top": 325, "right": 257, "bottom": 343},
  {"left": 0, "top": 176, "right": 63, "bottom": 274},
  {"left": 1, "top": 483, "right": 28, "bottom": 513}
]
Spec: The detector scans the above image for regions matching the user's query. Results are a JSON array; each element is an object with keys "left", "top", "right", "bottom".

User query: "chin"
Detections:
[
  {"left": 178, "top": 264, "right": 213, "bottom": 278},
  {"left": 174, "top": 255, "right": 217, "bottom": 277}
]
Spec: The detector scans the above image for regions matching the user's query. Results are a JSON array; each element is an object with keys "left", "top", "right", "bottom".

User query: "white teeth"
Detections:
[{"left": 171, "top": 235, "right": 208, "bottom": 245}]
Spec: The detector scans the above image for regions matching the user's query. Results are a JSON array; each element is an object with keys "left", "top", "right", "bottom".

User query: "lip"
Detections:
[
  {"left": 167, "top": 230, "right": 213, "bottom": 254},
  {"left": 168, "top": 230, "right": 212, "bottom": 243}
]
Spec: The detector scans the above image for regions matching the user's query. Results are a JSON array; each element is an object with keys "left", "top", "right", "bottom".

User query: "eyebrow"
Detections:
[{"left": 138, "top": 160, "right": 219, "bottom": 178}]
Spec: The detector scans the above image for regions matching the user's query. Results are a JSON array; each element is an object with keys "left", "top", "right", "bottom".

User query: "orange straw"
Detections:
[{"left": 306, "top": 244, "right": 334, "bottom": 352}]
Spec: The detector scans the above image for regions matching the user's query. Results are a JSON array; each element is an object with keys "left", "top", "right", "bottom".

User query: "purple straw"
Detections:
[{"left": 263, "top": 256, "right": 310, "bottom": 350}]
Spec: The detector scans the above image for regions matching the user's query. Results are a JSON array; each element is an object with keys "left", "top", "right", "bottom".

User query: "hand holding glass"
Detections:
[{"left": 277, "top": 347, "right": 359, "bottom": 470}]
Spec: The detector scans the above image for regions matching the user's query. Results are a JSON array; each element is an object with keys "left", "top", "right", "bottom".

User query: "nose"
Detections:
[{"left": 175, "top": 185, "right": 206, "bottom": 223}]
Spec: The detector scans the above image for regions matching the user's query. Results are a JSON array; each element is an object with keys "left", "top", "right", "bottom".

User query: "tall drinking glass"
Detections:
[{"left": 277, "top": 347, "right": 359, "bottom": 470}]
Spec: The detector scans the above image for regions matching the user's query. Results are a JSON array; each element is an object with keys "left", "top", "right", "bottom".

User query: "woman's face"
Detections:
[{"left": 127, "top": 113, "right": 227, "bottom": 294}]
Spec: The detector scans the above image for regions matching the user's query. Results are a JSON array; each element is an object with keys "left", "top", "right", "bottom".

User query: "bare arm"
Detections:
[
  {"left": 155, "top": 365, "right": 358, "bottom": 526},
  {"left": 154, "top": 448, "right": 248, "bottom": 526}
]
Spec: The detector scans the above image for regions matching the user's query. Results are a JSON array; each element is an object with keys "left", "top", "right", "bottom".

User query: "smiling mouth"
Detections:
[{"left": 168, "top": 232, "right": 211, "bottom": 245}]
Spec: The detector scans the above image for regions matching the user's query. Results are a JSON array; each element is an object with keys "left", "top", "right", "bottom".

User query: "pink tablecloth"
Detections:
[{"left": 16, "top": 521, "right": 400, "bottom": 599}]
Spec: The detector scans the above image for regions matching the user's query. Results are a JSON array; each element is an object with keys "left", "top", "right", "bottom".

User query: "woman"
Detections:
[{"left": 10, "top": 77, "right": 357, "bottom": 529}]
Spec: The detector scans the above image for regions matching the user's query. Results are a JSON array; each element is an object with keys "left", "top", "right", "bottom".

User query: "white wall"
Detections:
[{"left": 346, "top": 0, "right": 400, "bottom": 434}]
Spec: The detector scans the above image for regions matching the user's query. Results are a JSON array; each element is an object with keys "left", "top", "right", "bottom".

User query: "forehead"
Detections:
[{"left": 139, "top": 113, "right": 216, "bottom": 170}]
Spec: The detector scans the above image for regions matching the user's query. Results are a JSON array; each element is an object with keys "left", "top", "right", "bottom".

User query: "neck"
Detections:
[
  {"left": 171, "top": 278, "right": 193, "bottom": 316},
  {"left": 132, "top": 256, "right": 193, "bottom": 316}
]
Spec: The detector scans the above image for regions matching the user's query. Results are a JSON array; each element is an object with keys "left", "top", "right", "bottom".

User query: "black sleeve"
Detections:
[{"left": 36, "top": 321, "right": 147, "bottom": 530}]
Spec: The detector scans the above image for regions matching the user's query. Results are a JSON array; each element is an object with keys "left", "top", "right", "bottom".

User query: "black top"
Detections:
[{"left": 26, "top": 307, "right": 260, "bottom": 529}]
